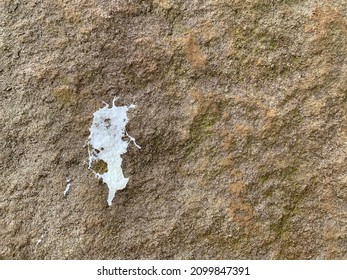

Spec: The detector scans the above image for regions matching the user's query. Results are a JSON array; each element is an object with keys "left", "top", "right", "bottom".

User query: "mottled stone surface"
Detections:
[{"left": 1, "top": 0, "right": 347, "bottom": 259}]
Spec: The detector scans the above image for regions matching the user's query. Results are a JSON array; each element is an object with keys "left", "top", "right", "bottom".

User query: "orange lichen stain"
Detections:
[
  {"left": 229, "top": 202, "right": 254, "bottom": 224},
  {"left": 228, "top": 182, "right": 254, "bottom": 224},
  {"left": 227, "top": 173, "right": 257, "bottom": 232},
  {"left": 322, "top": 226, "right": 343, "bottom": 258},
  {"left": 55, "top": 0, "right": 83, "bottom": 24},
  {"left": 230, "top": 182, "right": 246, "bottom": 196},
  {"left": 299, "top": 60, "right": 333, "bottom": 91},
  {"left": 303, "top": 99, "right": 326, "bottom": 117},
  {"left": 182, "top": 34, "right": 207, "bottom": 70},
  {"left": 261, "top": 108, "right": 277, "bottom": 132},
  {"left": 153, "top": 0, "right": 173, "bottom": 10},
  {"left": 188, "top": 89, "right": 221, "bottom": 117},
  {"left": 304, "top": 5, "right": 347, "bottom": 36},
  {"left": 219, "top": 156, "right": 234, "bottom": 168},
  {"left": 220, "top": 131, "right": 233, "bottom": 151},
  {"left": 319, "top": 187, "right": 337, "bottom": 215},
  {"left": 265, "top": 108, "right": 276, "bottom": 120},
  {"left": 235, "top": 123, "right": 253, "bottom": 136},
  {"left": 323, "top": 226, "right": 341, "bottom": 241},
  {"left": 221, "top": 111, "right": 230, "bottom": 121}
]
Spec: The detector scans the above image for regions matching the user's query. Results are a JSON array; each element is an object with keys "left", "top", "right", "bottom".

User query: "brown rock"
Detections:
[{"left": 1, "top": 0, "right": 347, "bottom": 259}]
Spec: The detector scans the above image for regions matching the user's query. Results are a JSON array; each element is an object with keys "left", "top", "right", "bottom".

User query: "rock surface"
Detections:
[{"left": 1, "top": 0, "right": 347, "bottom": 259}]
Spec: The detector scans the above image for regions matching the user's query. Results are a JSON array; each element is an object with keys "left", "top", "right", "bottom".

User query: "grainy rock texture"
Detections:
[{"left": 1, "top": 0, "right": 347, "bottom": 259}]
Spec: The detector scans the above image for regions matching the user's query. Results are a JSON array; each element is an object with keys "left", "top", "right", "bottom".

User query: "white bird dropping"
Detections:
[{"left": 87, "top": 99, "right": 139, "bottom": 206}]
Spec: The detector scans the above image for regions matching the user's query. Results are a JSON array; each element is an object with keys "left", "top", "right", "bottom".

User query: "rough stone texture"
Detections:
[{"left": 1, "top": 0, "right": 347, "bottom": 259}]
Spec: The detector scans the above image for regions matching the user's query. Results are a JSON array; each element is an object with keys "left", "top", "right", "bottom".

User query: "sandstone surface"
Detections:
[{"left": 1, "top": 0, "right": 347, "bottom": 259}]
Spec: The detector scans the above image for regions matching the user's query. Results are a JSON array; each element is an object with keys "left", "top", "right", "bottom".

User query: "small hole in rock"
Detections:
[{"left": 92, "top": 159, "right": 108, "bottom": 174}]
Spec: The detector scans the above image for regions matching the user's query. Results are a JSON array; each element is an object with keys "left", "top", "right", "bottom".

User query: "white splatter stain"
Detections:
[{"left": 87, "top": 99, "right": 140, "bottom": 206}]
